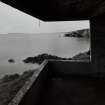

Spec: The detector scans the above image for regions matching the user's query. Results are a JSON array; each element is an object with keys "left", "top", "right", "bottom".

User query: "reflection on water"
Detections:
[{"left": 0, "top": 33, "right": 90, "bottom": 78}]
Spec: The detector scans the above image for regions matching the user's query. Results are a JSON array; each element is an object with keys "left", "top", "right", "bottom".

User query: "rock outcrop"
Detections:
[
  {"left": 23, "top": 53, "right": 71, "bottom": 64},
  {"left": 64, "top": 29, "right": 90, "bottom": 38},
  {"left": 23, "top": 51, "right": 90, "bottom": 64}
]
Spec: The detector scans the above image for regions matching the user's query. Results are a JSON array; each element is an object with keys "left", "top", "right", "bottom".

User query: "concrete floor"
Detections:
[{"left": 38, "top": 76, "right": 105, "bottom": 105}]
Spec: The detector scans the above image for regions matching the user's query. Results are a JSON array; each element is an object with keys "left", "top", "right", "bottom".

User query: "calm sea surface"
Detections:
[{"left": 0, "top": 33, "right": 90, "bottom": 78}]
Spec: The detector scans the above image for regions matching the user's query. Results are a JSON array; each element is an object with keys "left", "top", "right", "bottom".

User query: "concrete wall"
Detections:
[
  {"left": 8, "top": 60, "right": 48, "bottom": 105},
  {"left": 49, "top": 61, "right": 91, "bottom": 74},
  {"left": 48, "top": 60, "right": 100, "bottom": 78}
]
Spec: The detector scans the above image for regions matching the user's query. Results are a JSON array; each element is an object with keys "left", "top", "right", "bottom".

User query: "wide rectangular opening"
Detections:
[{"left": 23, "top": 20, "right": 91, "bottom": 64}]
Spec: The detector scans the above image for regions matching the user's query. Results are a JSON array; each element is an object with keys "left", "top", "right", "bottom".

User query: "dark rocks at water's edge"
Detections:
[
  {"left": 8, "top": 59, "right": 15, "bottom": 63},
  {"left": 72, "top": 50, "right": 90, "bottom": 61},
  {"left": 23, "top": 53, "right": 72, "bottom": 64},
  {"left": 64, "top": 29, "right": 90, "bottom": 38},
  {"left": 1, "top": 70, "right": 35, "bottom": 83},
  {"left": 23, "top": 52, "right": 90, "bottom": 64}
]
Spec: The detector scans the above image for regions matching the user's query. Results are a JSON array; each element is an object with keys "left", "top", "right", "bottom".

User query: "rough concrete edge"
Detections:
[
  {"left": 48, "top": 59, "right": 91, "bottom": 63},
  {"left": 8, "top": 60, "right": 48, "bottom": 105}
]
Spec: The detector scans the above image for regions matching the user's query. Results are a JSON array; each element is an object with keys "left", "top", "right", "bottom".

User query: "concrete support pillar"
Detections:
[{"left": 91, "top": 14, "right": 105, "bottom": 77}]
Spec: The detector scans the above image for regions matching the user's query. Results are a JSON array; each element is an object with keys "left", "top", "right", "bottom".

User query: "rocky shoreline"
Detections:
[
  {"left": 23, "top": 53, "right": 71, "bottom": 64},
  {"left": 23, "top": 51, "right": 90, "bottom": 64}
]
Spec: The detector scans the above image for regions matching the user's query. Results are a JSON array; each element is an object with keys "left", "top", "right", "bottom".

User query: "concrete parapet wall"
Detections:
[
  {"left": 48, "top": 61, "right": 92, "bottom": 75},
  {"left": 8, "top": 60, "right": 48, "bottom": 105}
]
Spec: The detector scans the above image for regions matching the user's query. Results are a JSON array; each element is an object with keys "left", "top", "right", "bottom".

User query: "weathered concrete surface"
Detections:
[{"left": 48, "top": 61, "right": 92, "bottom": 75}]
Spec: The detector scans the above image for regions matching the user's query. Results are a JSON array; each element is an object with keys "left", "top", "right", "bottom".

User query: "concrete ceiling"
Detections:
[{"left": 0, "top": 0, "right": 105, "bottom": 21}]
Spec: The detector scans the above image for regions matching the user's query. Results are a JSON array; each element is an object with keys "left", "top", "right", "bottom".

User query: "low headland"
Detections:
[
  {"left": 23, "top": 51, "right": 90, "bottom": 64},
  {"left": 64, "top": 29, "right": 90, "bottom": 38}
]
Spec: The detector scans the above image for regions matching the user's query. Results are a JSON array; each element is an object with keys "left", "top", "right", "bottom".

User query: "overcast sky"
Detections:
[{"left": 0, "top": 2, "right": 90, "bottom": 34}]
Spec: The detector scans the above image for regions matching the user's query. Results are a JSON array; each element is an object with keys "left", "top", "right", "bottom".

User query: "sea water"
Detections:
[{"left": 0, "top": 33, "right": 90, "bottom": 78}]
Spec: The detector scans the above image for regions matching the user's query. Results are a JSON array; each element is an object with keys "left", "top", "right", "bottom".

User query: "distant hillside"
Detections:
[
  {"left": 0, "top": 70, "right": 35, "bottom": 105},
  {"left": 64, "top": 29, "right": 90, "bottom": 38}
]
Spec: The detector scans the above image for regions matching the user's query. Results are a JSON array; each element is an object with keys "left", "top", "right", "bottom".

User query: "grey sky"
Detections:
[{"left": 0, "top": 2, "right": 89, "bottom": 34}]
